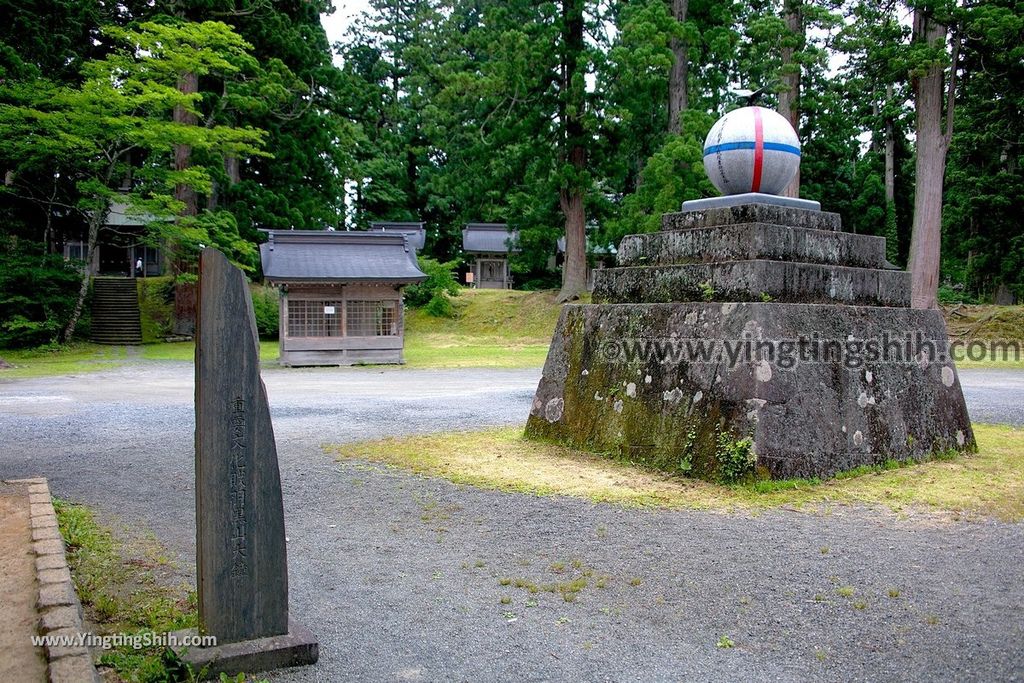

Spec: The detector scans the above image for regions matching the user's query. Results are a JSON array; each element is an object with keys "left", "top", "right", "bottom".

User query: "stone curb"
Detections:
[{"left": 6, "top": 478, "right": 101, "bottom": 683}]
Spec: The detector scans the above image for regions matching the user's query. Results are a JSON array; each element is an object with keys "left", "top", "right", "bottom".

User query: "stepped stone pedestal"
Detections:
[{"left": 527, "top": 202, "right": 974, "bottom": 480}]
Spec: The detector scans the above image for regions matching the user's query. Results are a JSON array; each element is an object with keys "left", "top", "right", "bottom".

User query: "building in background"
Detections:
[
  {"left": 63, "top": 201, "right": 163, "bottom": 277},
  {"left": 368, "top": 221, "right": 426, "bottom": 251},
  {"left": 462, "top": 223, "right": 518, "bottom": 289},
  {"left": 260, "top": 230, "right": 426, "bottom": 366}
]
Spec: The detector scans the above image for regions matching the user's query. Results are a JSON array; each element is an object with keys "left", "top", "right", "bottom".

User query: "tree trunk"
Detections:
[
  {"left": 62, "top": 201, "right": 108, "bottom": 343},
  {"left": 172, "top": 70, "right": 199, "bottom": 334},
  {"left": 557, "top": 0, "right": 588, "bottom": 302},
  {"left": 173, "top": 72, "right": 199, "bottom": 216},
  {"left": 907, "top": 9, "right": 953, "bottom": 310},
  {"left": 777, "top": 0, "right": 802, "bottom": 198},
  {"left": 225, "top": 155, "right": 240, "bottom": 184},
  {"left": 884, "top": 85, "right": 895, "bottom": 205},
  {"left": 667, "top": 0, "right": 689, "bottom": 135},
  {"left": 208, "top": 155, "right": 240, "bottom": 211},
  {"left": 559, "top": 186, "right": 587, "bottom": 301}
]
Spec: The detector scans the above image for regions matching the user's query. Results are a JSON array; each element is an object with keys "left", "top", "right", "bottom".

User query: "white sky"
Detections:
[{"left": 321, "top": 0, "right": 371, "bottom": 63}]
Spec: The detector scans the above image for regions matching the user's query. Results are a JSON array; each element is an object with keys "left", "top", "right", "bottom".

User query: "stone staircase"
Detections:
[{"left": 90, "top": 277, "right": 142, "bottom": 345}]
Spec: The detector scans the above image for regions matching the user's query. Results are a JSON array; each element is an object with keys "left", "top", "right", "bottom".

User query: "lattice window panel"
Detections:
[
  {"left": 346, "top": 300, "right": 398, "bottom": 337},
  {"left": 287, "top": 299, "right": 344, "bottom": 337}
]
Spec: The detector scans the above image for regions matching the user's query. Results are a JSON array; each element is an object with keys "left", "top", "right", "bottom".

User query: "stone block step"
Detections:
[
  {"left": 618, "top": 222, "right": 889, "bottom": 270},
  {"left": 662, "top": 203, "right": 842, "bottom": 232},
  {"left": 593, "top": 260, "right": 910, "bottom": 307}
]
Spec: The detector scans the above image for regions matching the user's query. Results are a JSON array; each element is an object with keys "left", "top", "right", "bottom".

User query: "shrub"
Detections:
[
  {"left": 938, "top": 282, "right": 979, "bottom": 305},
  {"left": 405, "top": 257, "right": 459, "bottom": 316},
  {"left": 716, "top": 430, "right": 755, "bottom": 483},
  {"left": 250, "top": 285, "right": 279, "bottom": 339},
  {"left": 424, "top": 291, "right": 454, "bottom": 317},
  {"left": 138, "top": 276, "right": 173, "bottom": 343},
  {"left": 0, "top": 238, "right": 84, "bottom": 348}
]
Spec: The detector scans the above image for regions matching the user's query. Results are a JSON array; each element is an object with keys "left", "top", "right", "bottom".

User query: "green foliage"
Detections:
[
  {"left": 424, "top": 292, "right": 456, "bottom": 318},
  {"left": 884, "top": 202, "right": 900, "bottom": 266},
  {"left": 603, "top": 111, "right": 716, "bottom": 245},
  {"left": 941, "top": 0, "right": 1024, "bottom": 301},
  {"left": 937, "top": 283, "right": 979, "bottom": 306},
  {"left": 404, "top": 257, "right": 460, "bottom": 313},
  {"left": 250, "top": 286, "right": 280, "bottom": 339},
  {"left": 716, "top": 430, "right": 755, "bottom": 484},
  {"left": 0, "top": 239, "right": 84, "bottom": 347},
  {"left": 149, "top": 209, "right": 257, "bottom": 273},
  {"left": 0, "top": 0, "right": 1019, "bottom": 315},
  {"left": 54, "top": 498, "right": 199, "bottom": 683},
  {"left": 138, "top": 277, "right": 174, "bottom": 343}
]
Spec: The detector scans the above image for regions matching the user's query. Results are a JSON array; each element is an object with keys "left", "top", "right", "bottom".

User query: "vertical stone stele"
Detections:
[{"left": 174, "top": 248, "right": 317, "bottom": 679}]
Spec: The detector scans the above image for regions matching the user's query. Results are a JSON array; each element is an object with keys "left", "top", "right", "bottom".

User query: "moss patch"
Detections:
[
  {"left": 328, "top": 423, "right": 1024, "bottom": 521},
  {"left": 944, "top": 305, "right": 1024, "bottom": 368},
  {"left": 137, "top": 276, "right": 174, "bottom": 344}
]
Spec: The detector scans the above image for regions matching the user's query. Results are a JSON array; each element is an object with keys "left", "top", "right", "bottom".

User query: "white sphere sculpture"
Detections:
[{"left": 702, "top": 106, "right": 801, "bottom": 196}]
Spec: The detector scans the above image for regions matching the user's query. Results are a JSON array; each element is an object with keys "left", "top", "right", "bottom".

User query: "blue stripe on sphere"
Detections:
[{"left": 703, "top": 142, "right": 801, "bottom": 157}]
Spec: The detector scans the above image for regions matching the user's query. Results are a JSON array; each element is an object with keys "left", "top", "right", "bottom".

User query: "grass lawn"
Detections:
[
  {"left": 328, "top": 423, "right": 1024, "bottom": 521},
  {"left": 3, "top": 296, "right": 1021, "bottom": 378},
  {"left": 0, "top": 343, "right": 130, "bottom": 380},
  {"left": 138, "top": 340, "right": 281, "bottom": 362},
  {"left": 114, "top": 289, "right": 563, "bottom": 370},
  {"left": 401, "top": 289, "right": 565, "bottom": 368},
  {"left": 53, "top": 499, "right": 197, "bottom": 681}
]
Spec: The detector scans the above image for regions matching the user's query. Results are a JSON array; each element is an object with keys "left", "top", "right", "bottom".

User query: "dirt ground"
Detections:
[{"left": 0, "top": 483, "right": 47, "bottom": 682}]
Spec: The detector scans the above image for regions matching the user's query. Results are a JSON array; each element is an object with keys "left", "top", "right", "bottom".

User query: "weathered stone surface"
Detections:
[
  {"left": 38, "top": 567, "right": 72, "bottom": 585},
  {"left": 176, "top": 619, "right": 319, "bottom": 681},
  {"left": 42, "top": 628, "right": 88, "bottom": 660},
  {"left": 32, "top": 514, "right": 59, "bottom": 529},
  {"left": 526, "top": 303, "right": 975, "bottom": 480},
  {"left": 39, "top": 605, "right": 82, "bottom": 633},
  {"left": 662, "top": 203, "right": 842, "bottom": 232},
  {"left": 48, "top": 653, "right": 100, "bottom": 683},
  {"left": 33, "top": 538, "right": 65, "bottom": 557},
  {"left": 682, "top": 192, "right": 820, "bottom": 212},
  {"left": 37, "top": 582, "right": 76, "bottom": 609},
  {"left": 617, "top": 223, "right": 889, "bottom": 270},
  {"left": 6, "top": 477, "right": 47, "bottom": 487},
  {"left": 32, "top": 525, "right": 62, "bottom": 542},
  {"left": 195, "top": 249, "right": 289, "bottom": 644},
  {"left": 36, "top": 554, "right": 68, "bottom": 572},
  {"left": 593, "top": 260, "right": 911, "bottom": 307}
]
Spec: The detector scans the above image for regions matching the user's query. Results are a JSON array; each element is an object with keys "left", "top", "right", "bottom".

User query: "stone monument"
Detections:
[
  {"left": 526, "top": 109, "right": 974, "bottom": 480},
  {"left": 177, "top": 248, "right": 318, "bottom": 678}
]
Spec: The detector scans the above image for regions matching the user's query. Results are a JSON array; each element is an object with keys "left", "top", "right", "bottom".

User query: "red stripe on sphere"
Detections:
[{"left": 751, "top": 107, "right": 764, "bottom": 193}]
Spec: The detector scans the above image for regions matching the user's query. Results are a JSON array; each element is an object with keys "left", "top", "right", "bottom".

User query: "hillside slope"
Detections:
[{"left": 403, "top": 289, "right": 578, "bottom": 368}]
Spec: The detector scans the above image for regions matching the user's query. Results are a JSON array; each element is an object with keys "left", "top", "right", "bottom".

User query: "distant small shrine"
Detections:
[
  {"left": 369, "top": 221, "right": 427, "bottom": 250},
  {"left": 65, "top": 200, "right": 164, "bottom": 277},
  {"left": 260, "top": 230, "right": 426, "bottom": 366},
  {"left": 462, "top": 223, "right": 518, "bottom": 289}
]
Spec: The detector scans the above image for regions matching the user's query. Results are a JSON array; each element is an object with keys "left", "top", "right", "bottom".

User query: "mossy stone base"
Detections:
[{"left": 525, "top": 302, "right": 975, "bottom": 481}]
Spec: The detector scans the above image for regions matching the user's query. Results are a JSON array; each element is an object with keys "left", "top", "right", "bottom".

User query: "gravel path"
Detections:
[{"left": 0, "top": 363, "right": 1022, "bottom": 682}]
